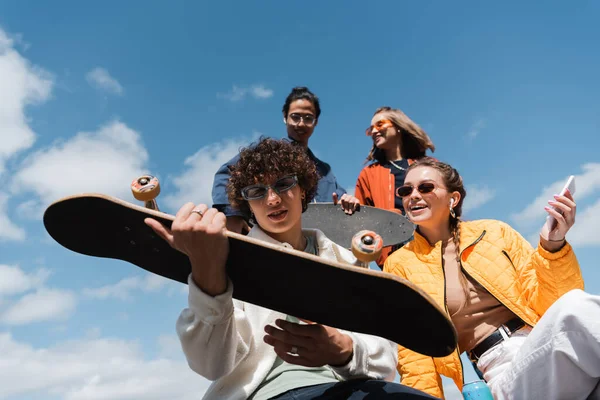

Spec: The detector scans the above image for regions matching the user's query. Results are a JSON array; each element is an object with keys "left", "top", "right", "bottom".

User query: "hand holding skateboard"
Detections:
[
  {"left": 332, "top": 192, "right": 360, "bottom": 215},
  {"left": 145, "top": 203, "right": 229, "bottom": 296}
]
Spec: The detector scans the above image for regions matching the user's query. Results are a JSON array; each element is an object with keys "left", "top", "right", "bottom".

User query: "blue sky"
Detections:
[{"left": 0, "top": 2, "right": 599, "bottom": 399}]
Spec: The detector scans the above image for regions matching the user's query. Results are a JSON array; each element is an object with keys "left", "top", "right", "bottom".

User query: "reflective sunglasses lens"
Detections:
[
  {"left": 418, "top": 183, "right": 435, "bottom": 194},
  {"left": 396, "top": 185, "right": 413, "bottom": 197},
  {"left": 290, "top": 114, "right": 315, "bottom": 125},
  {"left": 242, "top": 186, "right": 267, "bottom": 200},
  {"left": 274, "top": 177, "right": 296, "bottom": 192}
]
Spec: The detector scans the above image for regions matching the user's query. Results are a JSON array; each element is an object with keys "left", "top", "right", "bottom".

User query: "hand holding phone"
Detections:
[{"left": 544, "top": 175, "right": 576, "bottom": 233}]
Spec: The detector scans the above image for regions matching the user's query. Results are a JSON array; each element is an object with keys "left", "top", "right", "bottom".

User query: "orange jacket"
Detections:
[
  {"left": 354, "top": 161, "right": 416, "bottom": 265},
  {"left": 383, "top": 219, "right": 584, "bottom": 399},
  {"left": 355, "top": 162, "right": 412, "bottom": 211}
]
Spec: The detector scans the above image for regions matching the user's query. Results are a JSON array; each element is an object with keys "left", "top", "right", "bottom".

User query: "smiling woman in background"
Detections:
[{"left": 354, "top": 106, "right": 435, "bottom": 267}]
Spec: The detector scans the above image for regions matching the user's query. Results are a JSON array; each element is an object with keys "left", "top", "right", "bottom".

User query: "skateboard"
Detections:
[
  {"left": 43, "top": 192, "right": 457, "bottom": 357},
  {"left": 302, "top": 203, "right": 414, "bottom": 250}
]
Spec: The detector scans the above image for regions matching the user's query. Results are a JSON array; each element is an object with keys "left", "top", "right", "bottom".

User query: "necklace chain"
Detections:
[{"left": 388, "top": 159, "right": 405, "bottom": 171}]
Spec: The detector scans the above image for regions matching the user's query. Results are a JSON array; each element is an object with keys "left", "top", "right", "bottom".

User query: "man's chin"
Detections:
[{"left": 289, "top": 135, "right": 310, "bottom": 145}]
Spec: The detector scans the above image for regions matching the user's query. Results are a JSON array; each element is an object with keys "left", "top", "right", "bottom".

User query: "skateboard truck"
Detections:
[
  {"left": 351, "top": 230, "right": 383, "bottom": 267},
  {"left": 131, "top": 175, "right": 161, "bottom": 211}
]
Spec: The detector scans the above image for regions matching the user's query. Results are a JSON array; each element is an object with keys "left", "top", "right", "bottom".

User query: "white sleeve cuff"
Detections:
[
  {"left": 185, "top": 274, "right": 235, "bottom": 324},
  {"left": 329, "top": 332, "right": 366, "bottom": 378}
]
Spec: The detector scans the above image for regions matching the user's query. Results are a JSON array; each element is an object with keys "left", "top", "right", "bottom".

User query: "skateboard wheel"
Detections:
[
  {"left": 351, "top": 230, "right": 383, "bottom": 263},
  {"left": 131, "top": 175, "right": 161, "bottom": 202}
]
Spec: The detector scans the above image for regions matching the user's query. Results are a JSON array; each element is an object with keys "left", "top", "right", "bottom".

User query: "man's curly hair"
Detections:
[{"left": 227, "top": 138, "right": 320, "bottom": 217}]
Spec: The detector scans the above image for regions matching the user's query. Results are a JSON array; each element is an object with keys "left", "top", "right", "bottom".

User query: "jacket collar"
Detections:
[
  {"left": 408, "top": 230, "right": 444, "bottom": 261},
  {"left": 408, "top": 221, "right": 486, "bottom": 260},
  {"left": 283, "top": 136, "right": 319, "bottom": 162},
  {"left": 247, "top": 225, "right": 322, "bottom": 251}
]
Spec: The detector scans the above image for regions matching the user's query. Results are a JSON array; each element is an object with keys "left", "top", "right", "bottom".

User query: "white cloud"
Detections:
[
  {"left": 250, "top": 84, "right": 274, "bottom": 99},
  {"left": 0, "top": 27, "right": 52, "bottom": 240},
  {"left": 563, "top": 198, "right": 600, "bottom": 247},
  {"left": 0, "top": 265, "right": 50, "bottom": 296},
  {"left": 217, "top": 84, "right": 274, "bottom": 102},
  {"left": 0, "top": 27, "right": 53, "bottom": 175},
  {"left": 511, "top": 163, "right": 600, "bottom": 228},
  {"left": 466, "top": 118, "right": 485, "bottom": 140},
  {"left": 463, "top": 185, "right": 496, "bottom": 214},
  {"left": 0, "top": 333, "right": 211, "bottom": 399},
  {"left": 86, "top": 67, "right": 123, "bottom": 95},
  {"left": 82, "top": 274, "right": 179, "bottom": 301},
  {"left": 1, "top": 288, "right": 76, "bottom": 325},
  {"left": 11, "top": 120, "right": 150, "bottom": 208},
  {"left": 163, "top": 134, "right": 259, "bottom": 211},
  {"left": 157, "top": 334, "right": 183, "bottom": 360},
  {"left": 0, "top": 193, "right": 25, "bottom": 241}
]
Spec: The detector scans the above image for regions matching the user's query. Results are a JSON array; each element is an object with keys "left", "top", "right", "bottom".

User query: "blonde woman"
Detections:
[{"left": 355, "top": 106, "right": 435, "bottom": 266}]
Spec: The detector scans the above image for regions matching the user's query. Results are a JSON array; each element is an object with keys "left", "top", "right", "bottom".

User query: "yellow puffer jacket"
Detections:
[{"left": 383, "top": 219, "right": 584, "bottom": 399}]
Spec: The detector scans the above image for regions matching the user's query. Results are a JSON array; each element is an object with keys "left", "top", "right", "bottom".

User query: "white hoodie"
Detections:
[{"left": 176, "top": 226, "right": 398, "bottom": 400}]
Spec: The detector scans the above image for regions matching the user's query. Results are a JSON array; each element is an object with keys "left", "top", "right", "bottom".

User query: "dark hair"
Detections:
[
  {"left": 406, "top": 158, "right": 467, "bottom": 262},
  {"left": 227, "top": 137, "right": 320, "bottom": 218},
  {"left": 282, "top": 86, "right": 321, "bottom": 119},
  {"left": 366, "top": 106, "right": 435, "bottom": 164}
]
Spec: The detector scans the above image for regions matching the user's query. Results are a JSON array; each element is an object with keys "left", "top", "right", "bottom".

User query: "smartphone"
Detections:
[{"left": 544, "top": 175, "right": 576, "bottom": 231}]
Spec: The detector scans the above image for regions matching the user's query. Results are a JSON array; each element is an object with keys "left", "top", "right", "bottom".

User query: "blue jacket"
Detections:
[{"left": 211, "top": 138, "right": 346, "bottom": 218}]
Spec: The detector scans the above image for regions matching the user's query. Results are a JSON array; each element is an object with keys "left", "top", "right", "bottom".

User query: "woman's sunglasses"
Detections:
[
  {"left": 396, "top": 182, "right": 436, "bottom": 198},
  {"left": 365, "top": 119, "right": 394, "bottom": 136},
  {"left": 241, "top": 175, "right": 298, "bottom": 200}
]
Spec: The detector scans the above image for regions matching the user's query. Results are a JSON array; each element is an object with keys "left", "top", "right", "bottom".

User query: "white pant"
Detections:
[{"left": 477, "top": 289, "right": 600, "bottom": 400}]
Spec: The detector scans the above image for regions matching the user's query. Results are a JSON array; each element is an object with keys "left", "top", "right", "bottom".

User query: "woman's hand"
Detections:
[
  {"left": 263, "top": 319, "right": 354, "bottom": 367},
  {"left": 540, "top": 190, "right": 576, "bottom": 252},
  {"left": 333, "top": 192, "right": 360, "bottom": 215},
  {"left": 144, "top": 203, "right": 229, "bottom": 296}
]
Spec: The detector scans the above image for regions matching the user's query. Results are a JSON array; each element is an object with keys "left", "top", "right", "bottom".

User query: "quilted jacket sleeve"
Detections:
[
  {"left": 383, "top": 260, "right": 445, "bottom": 398},
  {"left": 500, "top": 221, "right": 584, "bottom": 316},
  {"left": 355, "top": 168, "right": 373, "bottom": 206},
  {"left": 397, "top": 345, "right": 444, "bottom": 398}
]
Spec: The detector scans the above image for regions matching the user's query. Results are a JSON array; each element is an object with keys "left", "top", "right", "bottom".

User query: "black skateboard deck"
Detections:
[
  {"left": 303, "top": 203, "right": 413, "bottom": 249},
  {"left": 43, "top": 194, "right": 457, "bottom": 357}
]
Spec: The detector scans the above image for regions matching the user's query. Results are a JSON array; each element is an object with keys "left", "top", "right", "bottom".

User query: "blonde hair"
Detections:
[{"left": 366, "top": 106, "right": 436, "bottom": 163}]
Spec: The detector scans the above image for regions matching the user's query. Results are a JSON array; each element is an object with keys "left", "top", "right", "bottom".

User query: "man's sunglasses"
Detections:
[
  {"left": 241, "top": 175, "right": 299, "bottom": 200},
  {"left": 365, "top": 119, "right": 394, "bottom": 136},
  {"left": 288, "top": 113, "right": 316, "bottom": 126},
  {"left": 396, "top": 182, "right": 436, "bottom": 198}
]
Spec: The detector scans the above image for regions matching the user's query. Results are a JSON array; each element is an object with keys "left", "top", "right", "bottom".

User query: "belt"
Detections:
[{"left": 469, "top": 318, "right": 526, "bottom": 361}]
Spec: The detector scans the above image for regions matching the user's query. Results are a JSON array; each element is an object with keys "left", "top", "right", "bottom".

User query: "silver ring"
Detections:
[
  {"left": 290, "top": 346, "right": 298, "bottom": 355},
  {"left": 191, "top": 209, "right": 204, "bottom": 217}
]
